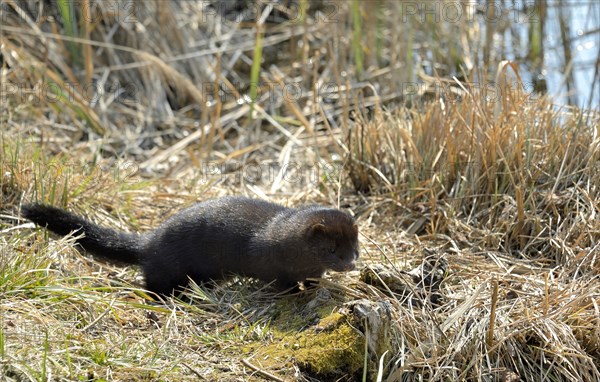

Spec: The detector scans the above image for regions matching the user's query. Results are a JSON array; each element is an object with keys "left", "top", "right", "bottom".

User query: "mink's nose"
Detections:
[
  {"left": 343, "top": 261, "right": 356, "bottom": 271},
  {"left": 346, "top": 251, "right": 359, "bottom": 271}
]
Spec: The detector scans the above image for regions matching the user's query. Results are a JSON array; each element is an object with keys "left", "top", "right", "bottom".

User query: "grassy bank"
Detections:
[{"left": 1, "top": 1, "right": 599, "bottom": 381}]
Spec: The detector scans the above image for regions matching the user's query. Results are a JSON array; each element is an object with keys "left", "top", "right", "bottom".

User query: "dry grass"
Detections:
[{"left": 1, "top": 1, "right": 599, "bottom": 381}]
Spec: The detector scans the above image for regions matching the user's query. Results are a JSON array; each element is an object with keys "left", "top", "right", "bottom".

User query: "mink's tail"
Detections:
[{"left": 21, "top": 204, "right": 141, "bottom": 265}]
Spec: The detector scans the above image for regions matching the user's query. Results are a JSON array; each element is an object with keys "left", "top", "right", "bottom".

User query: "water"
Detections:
[{"left": 514, "top": 0, "right": 599, "bottom": 109}]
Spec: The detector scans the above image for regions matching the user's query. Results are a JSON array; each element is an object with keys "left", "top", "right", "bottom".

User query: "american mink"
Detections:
[{"left": 21, "top": 196, "right": 359, "bottom": 296}]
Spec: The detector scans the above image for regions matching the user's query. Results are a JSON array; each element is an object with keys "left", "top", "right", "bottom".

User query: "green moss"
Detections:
[
  {"left": 255, "top": 302, "right": 363, "bottom": 378},
  {"left": 232, "top": 290, "right": 365, "bottom": 378},
  {"left": 289, "top": 324, "right": 363, "bottom": 375},
  {"left": 314, "top": 312, "right": 346, "bottom": 331}
]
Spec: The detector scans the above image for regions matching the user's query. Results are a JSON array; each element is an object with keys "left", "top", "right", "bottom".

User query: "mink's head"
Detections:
[{"left": 303, "top": 208, "right": 359, "bottom": 273}]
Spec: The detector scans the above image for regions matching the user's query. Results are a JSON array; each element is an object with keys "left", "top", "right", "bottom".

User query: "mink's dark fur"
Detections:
[{"left": 22, "top": 197, "right": 359, "bottom": 296}]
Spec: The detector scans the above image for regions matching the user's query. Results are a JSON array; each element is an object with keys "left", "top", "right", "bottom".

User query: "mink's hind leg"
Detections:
[
  {"left": 141, "top": 258, "right": 189, "bottom": 297},
  {"left": 144, "top": 272, "right": 188, "bottom": 297}
]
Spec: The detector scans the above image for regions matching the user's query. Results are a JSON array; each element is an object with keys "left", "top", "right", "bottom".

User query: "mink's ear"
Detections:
[{"left": 307, "top": 223, "right": 327, "bottom": 236}]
